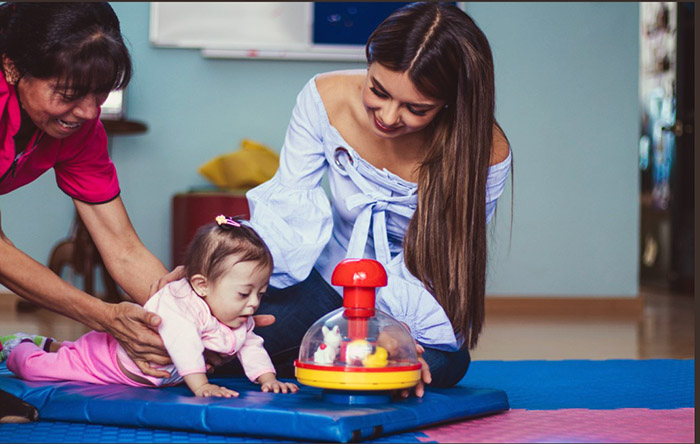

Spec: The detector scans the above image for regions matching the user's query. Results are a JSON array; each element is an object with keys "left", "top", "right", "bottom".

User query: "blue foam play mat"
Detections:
[{"left": 0, "top": 363, "right": 509, "bottom": 442}]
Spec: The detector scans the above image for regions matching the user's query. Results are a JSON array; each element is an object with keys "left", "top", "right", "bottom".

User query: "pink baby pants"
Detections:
[{"left": 7, "top": 331, "right": 146, "bottom": 386}]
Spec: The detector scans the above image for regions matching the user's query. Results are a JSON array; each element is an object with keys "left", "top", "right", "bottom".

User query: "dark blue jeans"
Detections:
[{"left": 215, "top": 269, "right": 470, "bottom": 388}]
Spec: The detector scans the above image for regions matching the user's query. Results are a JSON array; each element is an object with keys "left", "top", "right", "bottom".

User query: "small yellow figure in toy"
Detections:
[{"left": 362, "top": 346, "right": 388, "bottom": 368}]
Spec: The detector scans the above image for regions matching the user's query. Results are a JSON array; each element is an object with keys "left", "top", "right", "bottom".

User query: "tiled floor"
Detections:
[{"left": 0, "top": 285, "right": 694, "bottom": 361}]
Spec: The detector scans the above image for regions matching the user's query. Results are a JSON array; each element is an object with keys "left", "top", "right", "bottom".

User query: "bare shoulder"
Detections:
[
  {"left": 490, "top": 124, "right": 510, "bottom": 166},
  {"left": 315, "top": 70, "right": 365, "bottom": 101},
  {"left": 315, "top": 69, "right": 365, "bottom": 95},
  {"left": 315, "top": 69, "right": 366, "bottom": 126}
]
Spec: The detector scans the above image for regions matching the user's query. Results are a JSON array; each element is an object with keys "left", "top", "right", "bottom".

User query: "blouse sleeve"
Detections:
[
  {"left": 245, "top": 78, "right": 333, "bottom": 288},
  {"left": 376, "top": 253, "right": 460, "bottom": 351},
  {"left": 485, "top": 148, "right": 512, "bottom": 224}
]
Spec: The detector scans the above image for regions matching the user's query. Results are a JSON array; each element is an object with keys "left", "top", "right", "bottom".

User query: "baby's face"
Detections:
[{"left": 205, "top": 259, "right": 270, "bottom": 329}]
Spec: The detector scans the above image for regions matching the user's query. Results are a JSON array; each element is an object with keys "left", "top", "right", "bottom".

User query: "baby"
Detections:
[{"left": 1, "top": 215, "right": 297, "bottom": 398}]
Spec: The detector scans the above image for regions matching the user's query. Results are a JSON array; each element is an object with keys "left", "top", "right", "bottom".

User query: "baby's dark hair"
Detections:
[{"left": 183, "top": 217, "right": 273, "bottom": 285}]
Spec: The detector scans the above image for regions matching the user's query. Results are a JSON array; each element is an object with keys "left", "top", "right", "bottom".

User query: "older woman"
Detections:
[{"left": 0, "top": 2, "right": 170, "bottom": 421}]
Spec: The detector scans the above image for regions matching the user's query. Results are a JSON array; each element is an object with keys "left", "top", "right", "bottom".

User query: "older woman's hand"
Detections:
[
  {"left": 149, "top": 265, "right": 186, "bottom": 297},
  {"left": 101, "top": 301, "right": 172, "bottom": 378}
]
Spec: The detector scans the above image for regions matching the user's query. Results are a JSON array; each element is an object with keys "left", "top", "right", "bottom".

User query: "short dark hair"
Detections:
[
  {"left": 0, "top": 2, "right": 132, "bottom": 99},
  {"left": 184, "top": 218, "right": 273, "bottom": 285}
]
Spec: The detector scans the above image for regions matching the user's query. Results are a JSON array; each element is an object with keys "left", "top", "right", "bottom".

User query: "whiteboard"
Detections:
[
  {"left": 149, "top": 2, "right": 369, "bottom": 61},
  {"left": 150, "top": 3, "right": 311, "bottom": 50}
]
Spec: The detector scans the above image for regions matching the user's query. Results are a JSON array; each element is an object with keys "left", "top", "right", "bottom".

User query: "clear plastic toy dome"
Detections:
[{"left": 294, "top": 259, "right": 422, "bottom": 391}]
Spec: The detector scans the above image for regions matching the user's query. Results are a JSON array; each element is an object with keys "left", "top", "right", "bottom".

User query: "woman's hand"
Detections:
[
  {"left": 149, "top": 265, "right": 186, "bottom": 297},
  {"left": 101, "top": 301, "right": 172, "bottom": 378},
  {"left": 378, "top": 323, "right": 432, "bottom": 398},
  {"left": 402, "top": 343, "right": 431, "bottom": 398}
]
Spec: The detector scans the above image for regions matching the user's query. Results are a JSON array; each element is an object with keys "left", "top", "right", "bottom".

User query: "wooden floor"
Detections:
[
  {"left": 472, "top": 286, "right": 694, "bottom": 360},
  {"left": 0, "top": 285, "right": 694, "bottom": 361}
]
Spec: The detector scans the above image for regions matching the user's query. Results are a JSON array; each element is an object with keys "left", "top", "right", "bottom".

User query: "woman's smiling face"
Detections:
[
  {"left": 16, "top": 75, "right": 108, "bottom": 139},
  {"left": 361, "top": 63, "right": 445, "bottom": 140}
]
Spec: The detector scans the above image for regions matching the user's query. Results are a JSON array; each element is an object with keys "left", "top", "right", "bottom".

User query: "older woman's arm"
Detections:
[
  {"left": 74, "top": 196, "right": 167, "bottom": 306},
  {"left": 73, "top": 196, "right": 175, "bottom": 373},
  {"left": 0, "top": 206, "right": 108, "bottom": 330},
  {"left": 0, "top": 203, "right": 170, "bottom": 377}
]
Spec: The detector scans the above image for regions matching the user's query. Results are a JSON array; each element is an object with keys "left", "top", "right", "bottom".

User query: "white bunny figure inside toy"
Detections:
[{"left": 313, "top": 325, "right": 342, "bottom": 365}]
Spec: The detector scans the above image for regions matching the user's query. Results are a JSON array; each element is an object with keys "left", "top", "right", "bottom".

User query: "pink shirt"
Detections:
[
  {"left": 0, "top": 75, "right": 120, "bottom": 203},
  {"left": 118, "top": 278, "right": 275, "bottom": 385}
]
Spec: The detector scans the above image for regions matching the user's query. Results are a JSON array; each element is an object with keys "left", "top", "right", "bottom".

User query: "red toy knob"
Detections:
[{"left": 331, "top": 259, "right": 387, "bottom": 319}]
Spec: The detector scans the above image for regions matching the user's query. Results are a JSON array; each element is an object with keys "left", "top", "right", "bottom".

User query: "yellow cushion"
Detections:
[{"left": 198, "top": 139, "right": 279, "bottom": 190}]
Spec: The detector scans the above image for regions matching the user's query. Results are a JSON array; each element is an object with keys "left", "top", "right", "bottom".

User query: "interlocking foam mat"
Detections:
[
  {"left": 416, "top": 408, "right": 695, "bottom": 443},
  {"left": 0, "top": 359, "right": 694, "bottom": 443}
]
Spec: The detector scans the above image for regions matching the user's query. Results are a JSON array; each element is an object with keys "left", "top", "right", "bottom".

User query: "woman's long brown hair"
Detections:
[{"left": 366, "top": 2, "right": 498, "bottom": 349}]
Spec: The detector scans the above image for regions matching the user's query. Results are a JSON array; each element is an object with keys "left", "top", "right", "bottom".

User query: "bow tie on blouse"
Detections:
[{"left": 335, "top": 148, "right": 417, "bottom": 265}]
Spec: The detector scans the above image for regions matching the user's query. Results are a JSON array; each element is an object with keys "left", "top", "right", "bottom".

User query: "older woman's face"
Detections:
[
  {"left": 361, "top": 63, "right": 445, "bottom": 140},
  {"left": 16, "top": 76, "right": 108, "bottom": 139}
]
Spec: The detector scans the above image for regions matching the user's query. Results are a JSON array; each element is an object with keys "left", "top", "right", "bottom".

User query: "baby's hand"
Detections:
[
  {"left": 261, "top": 380, "right": 299, "bottom": 394},
  {"left": 258, "top": 373, "right": 299, "bottom": 394},
  {"left": 194, "top": 383, "right": 239, "bottom": 398}
]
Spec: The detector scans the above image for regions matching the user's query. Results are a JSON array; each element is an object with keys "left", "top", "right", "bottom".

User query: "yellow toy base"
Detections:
[{"left": 295, "top": 366, "right": 421, "bottom": 390}]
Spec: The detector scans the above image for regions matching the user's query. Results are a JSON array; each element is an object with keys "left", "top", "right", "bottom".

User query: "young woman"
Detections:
[
  {"left": 227, "top": 2, "right": 511, "bottom": 396},
  {"left": 154, "top": 2, "right": 512, "bottom": 397}
]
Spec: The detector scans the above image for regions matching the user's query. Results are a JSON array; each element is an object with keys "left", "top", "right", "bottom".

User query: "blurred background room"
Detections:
[{"left": 0, "top": 2, "right": 694, "bottom": 361}]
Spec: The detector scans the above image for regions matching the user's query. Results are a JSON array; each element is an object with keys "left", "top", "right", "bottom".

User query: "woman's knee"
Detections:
[{"left": 423, "top": 346, "right": 471, "bottom": 388}]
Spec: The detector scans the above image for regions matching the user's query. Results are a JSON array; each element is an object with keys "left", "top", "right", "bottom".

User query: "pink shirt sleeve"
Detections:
[
  {"left": 54, "top": 117, "right": 120, "bottom": 203},
  {"left": 236, "top": 317, "right": 276, "bottom": 383},
  {"left": 146, "top": 279, "right": 274, "bottom": 381},
  {"left": 145, "top": 280, "right": 216, "bottom": 377}
]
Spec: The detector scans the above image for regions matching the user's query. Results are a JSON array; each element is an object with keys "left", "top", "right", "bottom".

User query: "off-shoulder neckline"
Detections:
[{"left": 307, "top": 75, "right": 511, "bottom": 186}]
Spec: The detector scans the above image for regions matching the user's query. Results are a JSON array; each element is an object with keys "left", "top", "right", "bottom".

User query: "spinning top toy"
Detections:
[{"left": 295, "top": 259, "right": 422, "bottom": 401}]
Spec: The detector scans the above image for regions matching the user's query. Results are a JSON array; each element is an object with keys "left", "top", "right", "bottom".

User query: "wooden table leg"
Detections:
[{"left": 46, "top": 212, "right": 123, "bottom": 302}]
